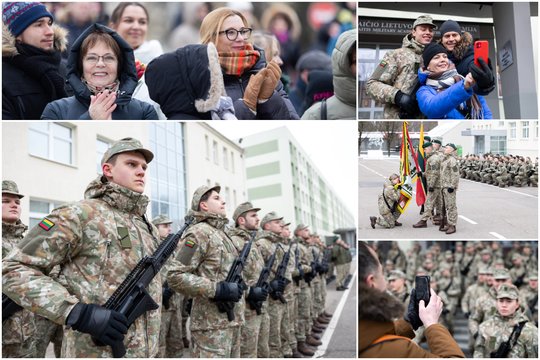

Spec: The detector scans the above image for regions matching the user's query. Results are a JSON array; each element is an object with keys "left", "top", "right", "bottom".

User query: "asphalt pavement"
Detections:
[{"left": 359, "top": 157, "right": 539, "bottom": 240}]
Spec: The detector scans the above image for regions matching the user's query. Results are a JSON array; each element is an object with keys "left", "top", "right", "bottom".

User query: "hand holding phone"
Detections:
[
  {"left": 414, "top": 275, "right": 431, "bottom": 311},
  {"left": 474, "top": 41, "right": 489, "bottom": 67}
]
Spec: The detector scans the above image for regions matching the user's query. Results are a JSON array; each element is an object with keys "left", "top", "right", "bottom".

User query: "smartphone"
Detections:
[
  {"left": 415, "top": 275, "right": 431, "bottom": 308},
  {"left": 474, "top": 40, "right": 489, "bottom": 67}
]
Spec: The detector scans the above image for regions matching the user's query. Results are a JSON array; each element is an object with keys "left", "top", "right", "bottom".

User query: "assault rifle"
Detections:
[
  {"left": 320, "top": 248, "right": 331, "bottom": 275},
  {"left": 215, "top": 231, "right": 255, "bottom": 321},
  {"left": 439, "top": 189, "right": 447, "bottom": 231},
  {"left": 304, "top": 249, "right": 319, "bottom": 284},
  {"left": 2, "top": 293, "right": 23, "bottom": 322},
  {"left": 292, "top": 244, "right": 304, "bottom": 286},
  {"left": 490, "top": 321, "right": 527, "bottom": 358},
  {"left": 460, "top": 256, "right": 475, "bottom": 276},
  {"left": 270, "top": 245, "right": 291, "bottom": 303},
  {"left": 94, "top": 217, "right": 193, "bottom": 358},
  {"left": 249, "top": 246, "right": 278, "bottom": 314}
]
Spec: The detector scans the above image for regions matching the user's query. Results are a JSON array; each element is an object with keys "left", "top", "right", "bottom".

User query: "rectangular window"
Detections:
[
  {"left": 213, "top": 141, "right": 219, "bottom": 165},
  {"left": 96, "top": 138, "right": 110, "bottom": 174},
  {"left": 29, "top": 123, "right": 73, "bottom": 165},
  {"left": 29, "top": 199, "right": 62, "bottom": 229},
  {"left": 522, "top": 121, "right": 529, "bottom": 138},
  {"left": 205, "top": 135, "right": 210, "bottom": 160},
  {"left": 230, "top": 151, "right": 235, "bottom": 173},
  {"left": 223, "top": 146, "right": 229, "bottom": 170},
  {"left": 509, "top": 122, "right": 516, "bottom": 139}
]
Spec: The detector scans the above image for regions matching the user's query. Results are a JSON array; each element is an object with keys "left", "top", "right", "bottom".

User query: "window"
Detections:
[
  {"left": 96, "top": 138, "right": 110, "bottom": 174},
  {"left": 509, "top": 122, "right": 516, "bottom": 139},
  {"left": 489, "top": 136, "right": 507, "bottom": 155},
  {"left": 536, "top": 121, "right": 539, "bottom": 138},
  {"left": 522, "top": 121, "right": 529, "bottom": 139},
  {"left": 213, "top": 141, "right": 219, "bottom": 165},
  {"left": 29, "top": 199, "right": 63, "bottom": 229},
  {"left": 28, "top": 123, "right": 73, "bottom": 165},
  {"left": 205, "top": 135, "right": 210, "bottom": 160},
  {"left": 223, "top": 147, "right": 229, "bottom": 170},
  {"left": 230, "top": 151, "right": 235, "bottom": 173}
]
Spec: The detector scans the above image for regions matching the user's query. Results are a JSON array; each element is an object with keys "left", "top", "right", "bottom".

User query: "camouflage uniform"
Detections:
[
  {"left": 309, "top": 243, "right": 323, "bottom": 328},
  {"left": 375, "top": 178, "right": 401, "bottom": 228},
  {"left": 2, "top": 178, "right": 162, "bottom": 357},
  {"left": 420, "top": 150, "right": 443, "bottom": 223},
  {"left": 494, "top": 162, "right": 510, "bottom": 187},
  {"left": 332, "top": 242, "right": 350, "bottom": 288},
  {"left": 167, "top": 192, "right": 243, "bottom": 358},
  {"left": 440, "top": 150, "right": 460, "bottom": 227},
  {"left": 387, "top": 243, "right": 406, "bottom": 271},
  {"left": 279, "top": 235, "right": 297, "bottom": 357}
]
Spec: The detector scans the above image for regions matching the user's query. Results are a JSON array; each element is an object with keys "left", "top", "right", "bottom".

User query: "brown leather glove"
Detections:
[
  {"left": 243, "top": 69, "right": 266, "bottom": 111},
  {"left": 259, "top": 61, "right": 281, "bottom": 100}
]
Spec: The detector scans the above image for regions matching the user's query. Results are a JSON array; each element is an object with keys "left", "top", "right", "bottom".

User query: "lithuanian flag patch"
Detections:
[
  {"left": 39, "top": 218, "right": 55, "bottom": 231},
  {"left": 185, "top": 239, "right": 196, "bottom": 248}
]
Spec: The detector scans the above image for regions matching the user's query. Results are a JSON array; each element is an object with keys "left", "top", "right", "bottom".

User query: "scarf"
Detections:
[
  {"left": 82, "top": 79, "right": 120, "bottom": 95},
  {"left": 424, "top": 64, "right": 484, "bottom": 119},
  {"left": 11, "top": 42, "right": 67, "bottom": 101},
  {"left": 218, "top": 43, "right": 260, "bottom": 76}
]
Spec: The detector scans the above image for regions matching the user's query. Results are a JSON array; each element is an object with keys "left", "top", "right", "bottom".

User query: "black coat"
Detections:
[{"left": 41, "top": 23, "right": 157, "bottom": 120}]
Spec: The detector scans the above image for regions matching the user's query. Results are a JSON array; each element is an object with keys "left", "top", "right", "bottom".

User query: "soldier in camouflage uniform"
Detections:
[
  {"left": 494, "top": 159, "right": 510, "bottom": 187},
  {"left": 226, "top": 202, "right": 269, "bottom": 358},
  {"left": 370, "top": 173, "right": 401, "bottom": 229},
  {"left": 414, "top": 142, "right": 443, "bottom": 228},
  {"left": 308, "top": 233, "right": 327, "bottom": 343},
  {"left": 439, "top": 143, "right": 460, "bottom": 234},
  {"left": 167, "top": 185, "right": 245, "bottom": 358},
  {"left": 2, "top": 138, "right": 162, "bottom": 357},
  {"left": 333, "top": 237, "right": 351, "bottom": 290},
  {"left": 153, "top": 214, "right": 185, "bottom": 358},
  {"left": 474, "top": 284, "right": 538, "bottom": 358},
  {"left": 462, "top": 266, "right": 491, "bottom": 353},
  {"left": 510, "top": 254, "right": 528, "bottom": 288},
  {"left": 366, "top": 15, "right": 436, "bottom": 118},
  {"left": 387, "top": 270, "right": 410, "bottom": 306},
  {"left": 522, "top": 273, "right": 538, "bottom": 327},
  {"left": 2, "top": 180, "right": 36, "bottom": 358},
  {"left": 386, "top": 241, "right": 406, "bottom": 271},
  {"left": 437, "top": 264, "right": 461, "bottom": 334}
]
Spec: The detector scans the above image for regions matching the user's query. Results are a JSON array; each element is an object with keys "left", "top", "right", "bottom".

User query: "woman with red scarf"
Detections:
[{"left": 199, "top": 8, "right": 299, "bottom": 120}]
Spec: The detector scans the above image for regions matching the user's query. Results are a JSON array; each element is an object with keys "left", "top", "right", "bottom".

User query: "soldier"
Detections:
[
  {"left": 370, "top": 173, "right": 402, "bottom": 229},
  {"left": 387, "top": 270, "right": 410, "bottom": 305},
  {"left": 2, "top": 180, "right": 36, "bottom": 358},
  {"left": 332, "top": 237, "right": 351, "bottom": 290},
  {"left": 521, "top": 242, "right": 538, "bottom": 272},
  {"left": 386, "top": 241, "right": 406, "bottom": 272},
  {"left": 366, "top": 15, "right": 437, "bottom": 118},
  {"left": 167, "top": 185, "right": 245, "bottom": 358},
  {"left": 474, "top": 284, "right": 538, "bottom": 358},
  {"left": 510, "top": 254, "right": 527, "bottom": 288},
  {"left": 437, "top": 264, "right": 461, "bottom": 334},
  {"left": 226, "top": 202, "right": 269, "bottom": 358},
  {"left": 153, "top": 214, "right": 184, "bottom": 358},
  {"left": 522, "top": 273, "right": 538, "bottom": 327},
  {"left": 308, "top": 233, "right": 327, "bottom": 348},
  {"left": 439, "top": 143, "right": 460, "bottom": 234},
  {"left": 505, "top": 242, "right": 521, "bottom": 268},
  {"left": 3, "top": 138, "right": 161, "bottom": 357}
]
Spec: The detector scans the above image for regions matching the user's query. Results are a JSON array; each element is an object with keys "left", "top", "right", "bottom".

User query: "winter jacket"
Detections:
[
  {"left": 301, "top": 29, "right": 356, "bottom": 119},
  {"left": 359, "top": 284, "right": 465, "bottom": 358},
  {"left": 416, "top": 69, "right": 492, "bottom": 119},
  {"left": 41, "top": 23, "right": 158, "bottom": 120},
  {"left": 222, "top": 46, "right": 299, "bottom": 120},
  {"left": 2, "top": 23, "right": 68, "bottom": 120}
]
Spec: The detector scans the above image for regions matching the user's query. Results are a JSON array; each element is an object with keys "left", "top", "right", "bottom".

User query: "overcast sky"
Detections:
[{"left": 208, "top": 121, "right": 357, "bottom": 217}]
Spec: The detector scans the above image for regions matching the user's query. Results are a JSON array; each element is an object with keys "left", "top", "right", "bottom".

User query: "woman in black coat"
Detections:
[
  {"left": 198, "top": 8, "right": 299, "bottom": 120},
  {"left": 41, "top": 23, "right": 157, "bottom": 120}
]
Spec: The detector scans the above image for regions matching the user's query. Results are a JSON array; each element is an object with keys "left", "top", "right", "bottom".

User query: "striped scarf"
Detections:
[
  {"left": 82, "top": 78, "right": 120, "bottom": 95},
  {"left": 218, "top": 43, "right": 260, "bottom": 76}
]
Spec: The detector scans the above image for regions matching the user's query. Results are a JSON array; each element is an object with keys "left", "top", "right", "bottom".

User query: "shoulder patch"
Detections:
[
  {"left": 38, "top": 218, "right": 55, "bottom": 231},
  {"left": 178, "top": 239, "right": 198, "bottom": 265},
  {"left": 379, "top": 60, "right": 388, "bottom": 68}
]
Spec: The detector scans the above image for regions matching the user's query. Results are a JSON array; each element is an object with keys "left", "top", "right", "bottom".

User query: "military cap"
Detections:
[
  {"left": 465, "top": 242, "right": 474, "bottom": 248},
  {"left": 445, "top": 143, "right": 457, "bottom": 150},
  {"left": 191, "top": 185, "right": 221, "bottom": 211},
  {"left": 295, "top": 223, "right": 308, "bottom": 232},
  {"left": 424, "top": 136, "right": 431, "bottom": 142},
  {"left": 101, "top": 137, "right": 154, "bottom": 165},
  {"left": 432, "top": 139, "right": 442, "bottom": 145},
  {"left": 477, "top": 266, "right": 490, "bottom": 275},
  {"left": 456, "top": 241, "right": 463, "bottom": 246},
  {"left": 522, "top": 242, "right": 532, "bottom": 248},
  {"left": 480, "top": 248, "right": 492, "bottom": 256},
  {"left": 494, "top": 258, "right": 504, "bottom": 265},
  {"left": 511, "top": 253, "right": 522, "bottom": 261},
  {"left": 152, "top": 214, "right": 172, "bottom": 226},
  {"left": 422, "top": 142, "right": 433, "bottom": 149},
  {"left": 444, "top": 250, "right": 453, "bottom": 258},
  {"left": 496, "top": 284, "right": 519, "bottom": 300},
  {"left": 282, "top": 221, "right": 291, "bottom": 226},
  {"left": 261, "top": 211, "right": 283, "bottom": 228},
  {"left": 493, "top": 268, "right": 511, "bottom": 280},
  {"left": 388, "top": 270, "right": 406, "bottom": 281},
  {"left": 413, "top": 15, "right": 437, "bottom": 29},
  {"left": 528, "top": 272, "right": 538, "bottom": 281},
  {"left": 2, "top": 180, "right": 24, "bottom": 198},
  {"left": 416, "top": 267, "right": 428, "bottom": 275},
  {"left": 232, "top": 201, "right": 260, "bottom": 222}
]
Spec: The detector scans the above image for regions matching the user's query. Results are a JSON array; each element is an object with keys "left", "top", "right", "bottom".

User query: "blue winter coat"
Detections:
[{"left": 416, "top": 69, "right": 492, "bottom": 119}]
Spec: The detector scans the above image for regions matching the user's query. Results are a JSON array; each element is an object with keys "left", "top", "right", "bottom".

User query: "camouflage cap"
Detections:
[
  {"left": 493, "top": 268, "right": 511, "bottom": 280},
  {"left": 444, "top": 250, "right": 453, "bottom": 258},
  {"left": 232, "top": 201, "right": 260, "bottom": 222},
  {"left": 529, "top": 272, "right": 538, "bottom": 281},
  {"left": 480, "top": 248, "right": 492, "bottom": 256},
  {"left": 2, "top": 180, "right": 24, "bottom": 198},
  {"left": 295, "top": 223, "right": 308, "bottom": 233},
  {"left": 388, "top": 270, "right": 406, "bottom": 281},
  {"left": 101, "top": 137, "right": 154, "bottom": 165},
  {"left": 477, "top": 266, "right": 491, "bottom": 275},
  {"left": 511, "top": 253, "right": 522, "bottom": 261},
  {"left": 413, "top": 15, "right": 437, "bottom": 29},
  {"left": 151, "top": 214, "right": 172, "bottom": 226},
  {"left": 455, "top": 241, "right": 463, "bottom": 246},
  {"left": 496, "top": 284, "right": 519, "bottom": 300},
  {"left": 261, "top": 211, "right": 283, "bottom": 228},
  {"left": 282, "top": 221, "right": 291, "bottom": 226},
  {"left": 191, "top": 185, "right": 221, "bottom": 211},
  {"left": 416, "top": 267, "right": 428, "bottom": 275}
]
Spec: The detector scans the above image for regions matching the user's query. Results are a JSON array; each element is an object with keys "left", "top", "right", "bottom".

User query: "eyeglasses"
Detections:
[
  {"left": 218, "top": 27, "right": 253, "bottom": 41},
  {"left": 84, "top": 55, "right": 118, "bottom": 65}
]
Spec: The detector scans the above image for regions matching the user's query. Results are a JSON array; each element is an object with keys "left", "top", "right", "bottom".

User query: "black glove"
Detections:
[
  {"left": 214, "top": 281, "right": 243, "bottom": 302},
  {"left": 447, "top": 187, "right": 455, "bottom": 193},
  {"left": 394, "top": 90, "right": 418, "bottom": 115},
  {"left": 404, "top": 289, "right": 423, "bottom": 330},
  {"left": 469, "top": 58, "right": 495, "bottom": 92},
  {"left": 396, "top": 184, "right": 402, "bottom": 190},
  {"left": 247, "top": 286, "right": 269, "bottom": 303},
  {"left": 162, "top": 285, "right": 173, "bottom": 310},
  {"left": 66, "top": 303, "right": 128, "bottom": 346},
  {"left": 184, "top": 298, "right": 193, "bottom": 315},
  {"left": 464, "top": 312, "right": 470, "bottom": 318},
  {"left": 270, "top": 278, "right": 287, "bottom": 294},
  {"left": 428, "top": 187, "right": 434, "bottom": 192}
]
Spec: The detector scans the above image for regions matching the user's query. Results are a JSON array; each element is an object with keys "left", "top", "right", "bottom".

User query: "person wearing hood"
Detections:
[
  {"left": 2, "top": 2, "right": 68, "bottom": 120},
  {"left": 438, "top": 20, "right": 495, "bottom": 95},
  {"left": 359, "top": 241, "right": 465, "bottom": 358},
  {"left": 2, "top": 138, "right": 162, "bottom": 357},
  {"left": 198, "top": 7, "right": 299, "bottom": 120},
  {"left": 41, "top": 23, "right": 158, "bottom": 120},
  {"left": 474, "top": 284, "right": 537, "bottom": 358},
  {"left": 301, "top": 29, "right": 356, "bottom": 119},
  {"left": 366, "top": 15, "right": 436, "bottom": 119},
  {"left": 417, "top": 42, "right": 492, "bottom": 119}
]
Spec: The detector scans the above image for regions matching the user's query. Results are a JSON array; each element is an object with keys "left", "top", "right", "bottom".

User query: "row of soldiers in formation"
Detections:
[
  {"left": 2, "top": 173, "right": 353, "bottom": 357},
  {"left": 373, "top": 241, "right": 538, "bottom": 357},
  {"left": 459, "top": 154, "right": 539, "bottom": 188}
]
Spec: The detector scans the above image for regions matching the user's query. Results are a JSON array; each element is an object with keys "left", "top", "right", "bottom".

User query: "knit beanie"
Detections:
[
  {"left": 295, "top": 50, "right": 332, "bottom": 72},
  {"left": 422, "top": 42, "right": 447, "bottom": 67},
  {"left": 439, "top": 20, "right": 461, "bottom": 37},
  {"left": 2, "top": 2, "right": 53, "bottom": 37}
]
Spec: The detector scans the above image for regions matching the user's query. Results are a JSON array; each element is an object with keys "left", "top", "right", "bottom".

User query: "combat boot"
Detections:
[
  {"left": 432, "top": 219, "right": 441, "bottom": 225},
  {"left": 439, "top": 224, "right": 449, "bottom": 232},
  {"left": 311, "top": 325, "right": 323, "bottom": 333},
  {"left": 413, "top": 219, "right": 427, "bottom": 228},
  {"left": 446, "top": 225, "right": 456, "bottom": 234},
  {"left": 311, "top": 332, "right": 322, "bottom": 340},
  {"left": 182, "top": 337, "right": 190, "bottom": 348},
  {"left": 306, "top": 335, "right": 322, "bottom": 346},
  {"left": 297, "top": 342, "right": 315, "bottom": 356},
  {"left": 292, "top": 349, "right": 306, "bottom": 358},
  {"left": 370, "top": 216, "right": 376, "bottom": 229},
  {"left": 323, "top": 311, "right": 333, "bottom": 317},
  {"left": 394, "top": 221, "right": 402, "bottom": 226},
  {"left": 317, "top": 315, "right": 330, "bottom": 324}
]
